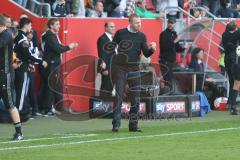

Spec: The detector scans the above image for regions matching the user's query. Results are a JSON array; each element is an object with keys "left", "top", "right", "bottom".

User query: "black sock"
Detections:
[
  {"left": 231, "top": 90, "right": 238, "bottom": 108},
  {"left": 14, "top": 122, "right": 22, "bottom": 134}
]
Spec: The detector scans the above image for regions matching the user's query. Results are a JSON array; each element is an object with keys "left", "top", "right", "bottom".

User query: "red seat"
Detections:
[{"left": 145, "top": 0, "right": 156, "bottom": 12}]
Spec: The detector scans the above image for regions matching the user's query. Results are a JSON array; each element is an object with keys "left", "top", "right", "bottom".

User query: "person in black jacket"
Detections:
[
  {"left": 97, "top": 21, "right": 115, "bottom": 97},
  {"left": 159, "top": 17, "right": 189, "bottom": 93},
  {"left": 230, "top": 48, "right": 240, "bottom": 115},
  {"left": 189, "top": 47, "right": 205, "bottom": 91},
  {"left": 41, "top": 18, "right": 78, "bottom": 115},
  {"left": 111, "top": 13, "right": 156, "bottom": 132},
  {"left": 221, "top": 21, "right": 240, "bottom": 112},
  {"left": 0, "top": 14, "right": 23, "bottom": 140},
  {"left": 14, "top": 18, "right": 48, "bottom": 119},
  {"left": 216, "top": 0, "right": 239, "bottom": 18}
]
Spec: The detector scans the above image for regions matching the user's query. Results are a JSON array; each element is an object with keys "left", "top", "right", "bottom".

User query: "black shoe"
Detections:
[
  {"left": 230, "top": 108, "right": 238, "bottom": 115},
  {"left": 12, "top": 133, "right": 24, "bottom": 141},
  {"left": 112, "top": 126, "right": 119, "bottom": 132},
  {"left": 129, "top": 127, "right": 142, "bottom": 132}
]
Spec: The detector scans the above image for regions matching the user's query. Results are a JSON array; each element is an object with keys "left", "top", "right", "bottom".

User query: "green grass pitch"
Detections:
[{"left": 0, "top": 111, "right": 240, "bottom": 160}]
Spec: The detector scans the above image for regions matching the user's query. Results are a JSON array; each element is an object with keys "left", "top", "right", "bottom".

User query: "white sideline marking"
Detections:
[
  {"left": 0, "top": 134, "right": 97, "bottom": 144},
  {"left": 0, "top": 127, "right": 240, "bottom": 151}
]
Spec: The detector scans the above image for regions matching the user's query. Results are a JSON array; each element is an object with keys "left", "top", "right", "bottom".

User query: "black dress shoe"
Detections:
[
  {"left": 129, "top": 128, "right": 142, "bottom": 132},
  {"left": 112, "top": 126, "right": 119, "bottom": 132},
  {"left": 230, "top": 108, "right": 238, "bottom": 115}
]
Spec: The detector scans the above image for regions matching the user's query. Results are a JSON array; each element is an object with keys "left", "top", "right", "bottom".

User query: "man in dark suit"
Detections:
[{"left": 97, "top": 21, "right": 115, "bottom": 97}]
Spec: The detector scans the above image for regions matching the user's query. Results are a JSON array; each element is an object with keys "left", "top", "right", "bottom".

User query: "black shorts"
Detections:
[{"left": 0, "top": 73, "right": 14, "bottom": 109}]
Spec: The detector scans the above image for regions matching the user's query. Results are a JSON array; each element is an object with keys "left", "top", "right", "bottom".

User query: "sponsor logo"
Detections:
[{"left": 156, "top": 101, "right": 185, "bottom": 113}]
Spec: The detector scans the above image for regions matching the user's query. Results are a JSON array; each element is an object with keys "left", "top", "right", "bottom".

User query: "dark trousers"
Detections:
[
  {"left": 41, "top": 64, "right": 63, "bottom": 113},
  {"left": 37, "top": 64, "right": 47, "bottom": 112},
  {"left": 15, "top": 68, "right": 29, "bottom": 113},
  {"left": 112, "top": 66, "right": 141, "bottom": 128},
  {"left": 225, "top": 60, "right": 234, "bottom": 104},
  {"left": 0, "top": 73, "right": 14, "bottom": 109},
  {"left": 160, "top": 60, "right": 175, "bottom": 93},
  {"left": 28, "top": 72, "right": 38, "bottom": 115},
  {"left": 100, "top": 74, "right": 113, "bottom": 97}
]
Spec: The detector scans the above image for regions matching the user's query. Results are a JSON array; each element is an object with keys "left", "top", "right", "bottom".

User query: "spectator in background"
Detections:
[
  {"left": 52, "top": 0, "right": 74, "bottom": 17},
  {"left": 65, "top": 0, "right": 82, "bottom": 16},
  {"left": 201, "top": 0, "right": 220, "bottom": 15},
  {"left": 178, "top": 0, "right": 195, "bottom": 18},
  {"left": 216, "top": 0, "right": 239, "bottom": 18},
  {"left": 119, "top": 0, "right": 127, "bottom": 17},
  {"left": 135, "top": 0, "right": 163, "bottom": 18},
  {"left": 124, "top": 0, "right": 138, "bottom": 17},
  {"left": 155, "top": 0, "right": 168, "bottom": 13},
  {"left": 77, "top": 0, "right": 86, "bottom": 17},
  {"left": 45, "top": 0, "right": 56, "bottom": 16},
  {"left": 189, "top": 47, "right": 205, "bottom": 91},
  {"left": 86, "top": 0, "right": 107, "bottom": 17},
  {"left": 157, "top": 0, "right": 179, "bottom": 19},
  {"left": 192, "top": 8, "right": 201, "bottom": 19},
  {"left": 200, "top": 5, "right": 210, "bottom": 18},
  {"left": 104, "top": 0, "right": 123, "bottom": 17}
]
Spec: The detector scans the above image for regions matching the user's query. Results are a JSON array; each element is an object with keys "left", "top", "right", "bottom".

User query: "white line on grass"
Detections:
[
  {"left": 0, "top": 127, "right": 240, "bottom": 151},
  {"left": 0, "top": 134, "right": 97, "bottom": 144}
]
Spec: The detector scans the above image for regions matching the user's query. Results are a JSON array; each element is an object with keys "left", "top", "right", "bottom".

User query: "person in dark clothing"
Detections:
[
  {"left": 216, "top": 0, "right": 239, "bottom": 18},
  {"left": 104, "top": 0, "right": 122, "bottom": 17},
  {"left": 111, "top": 13, "right": 156, "bottom": 132},
  {"left": 0, "top": 14, "right": 23, "bottom": 140},
  {"left": 14, "top": 18, "right": 48, "bottom": 119},
  {"left": 97, "top": 21, "right": 115, "bottom": 97},
  {"left": 26, "top": 31, "right": 42, "bottom": 117},
  {"left": 189, "top": 47, "right": 205, "bottom": 91},
  {"left": 229, "top": 47, "right": 240, "bottom": 115},
  {"left": 19, "top": 13, "right": 39, "bottom": 48},
  {"left": 221, "top": 21, "right": 240, "bottom": 113},
  {"left": 41, "top": 18, "right": 78, "bottom": 114},
  {"left": 159, "top": 17, "right": 189, "bottom": 93}
]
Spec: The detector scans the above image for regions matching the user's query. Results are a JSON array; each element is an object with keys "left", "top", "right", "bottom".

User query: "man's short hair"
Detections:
[
  {"left": 20, "top": 13, "right": 28, "bottom": 19},
  {"left": 94, "top": 0, "right": 103, "bottom": 6},
  {"left": 47, "top": 18, "right": 59, "bottom": 29},
  {"left": 0, "top": 14, "right": 6, "bottom": 26},
  {"left": 227, "top": 21, "right": 238, "bottom": 31},
  {"left": 128, "top": 13, "right": 140, "bottom": 22},
  {"left": 104, "top": 21, "right": 113, "bottom": 28},
  {"left": 19, "top": 18, "right": 32, "bottom": 29}
]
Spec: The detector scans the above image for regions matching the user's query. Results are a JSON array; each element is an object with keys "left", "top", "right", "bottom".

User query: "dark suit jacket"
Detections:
[{"left": 97, "top": 33, "right": 114, "bottom": 70}]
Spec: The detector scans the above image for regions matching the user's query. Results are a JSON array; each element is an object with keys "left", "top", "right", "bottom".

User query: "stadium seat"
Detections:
[{"left": 145, "top": 0, "right": 156, "bottom": 12}]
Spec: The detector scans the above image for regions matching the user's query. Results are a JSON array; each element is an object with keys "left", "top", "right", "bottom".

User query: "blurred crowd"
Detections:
[{"left": 12, "top": 0, "right": 240, "bottom": 18}]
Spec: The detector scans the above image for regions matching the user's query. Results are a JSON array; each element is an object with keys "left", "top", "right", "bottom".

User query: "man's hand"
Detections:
[
  {"left": 42, "top": 61, "right": 48, "bottom": 68},
  {"left": 102, "top": 70, "right": 109, "bottom": 75},
  {"left": 150, "top": 42, "right": 157, "bottom": 52},
  {"left": 183, "top": 43, "right": 190, "bottom": 49},
  {"left": 69, "top": 42, "right": 79, "bottom": 49},
  {"left": 100, "top": 61, "right": 107, "bottom": 70},
  {"left": 22, "top": 40, "right": 30, "bottom": 48}
]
